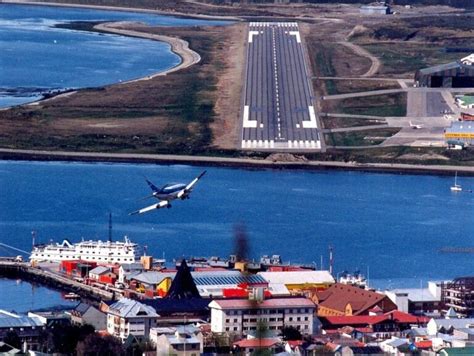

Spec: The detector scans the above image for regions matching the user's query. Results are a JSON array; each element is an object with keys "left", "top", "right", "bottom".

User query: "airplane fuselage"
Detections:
[{"left": 153, "top": 183, "right": 187, "bottom": 201}]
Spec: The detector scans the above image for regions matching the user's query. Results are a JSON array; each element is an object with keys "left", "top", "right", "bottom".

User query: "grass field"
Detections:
[
  {"left": 360, "top": 43, "right": 471, "bottom": 77},
  {"left": 321, "top": 116, "right": 386, "bottom": 129},
  {"left": 322, "top": 93, "right": 407, "bottom": 117},
  {"left": 320, "top": 79, "right": 401, "bottom": 95},
  {"left": 325, "top": 128, "right": 400, "bottom": 147}
]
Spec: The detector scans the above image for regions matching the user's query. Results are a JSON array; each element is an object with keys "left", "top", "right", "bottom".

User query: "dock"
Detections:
[{"left": 0, "top": 260, "right": 115, "bottom": 301}]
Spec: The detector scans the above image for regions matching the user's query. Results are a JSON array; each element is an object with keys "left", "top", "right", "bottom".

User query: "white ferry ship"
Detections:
[{"left": 30, "top": 236, "right": 141, "bottom": 264}]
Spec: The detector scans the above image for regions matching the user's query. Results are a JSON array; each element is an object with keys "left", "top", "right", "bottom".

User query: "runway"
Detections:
[{"left": 241, "top": 22, "right": 322, "bottom": 150}]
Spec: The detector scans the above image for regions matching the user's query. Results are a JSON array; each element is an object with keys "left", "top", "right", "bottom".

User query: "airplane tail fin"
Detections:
[{"left": 145, "top": 178, "right": 160, "bottom": 192}]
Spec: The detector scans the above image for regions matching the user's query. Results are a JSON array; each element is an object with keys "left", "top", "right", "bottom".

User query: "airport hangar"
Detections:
[{"left": 415, "top": 54, "right": 474, "bottom": 88}]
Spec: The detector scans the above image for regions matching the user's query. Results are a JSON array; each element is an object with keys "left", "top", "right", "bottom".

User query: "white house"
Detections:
[
  {"left": 427, "top": 317, "right": 474, "bottom": 336},
  {"left": 150, "top": 325, "right": 203, "bottom": 356},
  {"left": 209, "top": 297, "right": 316, "bottom": 336},
  {"left": 106, "top": 298, "right": 158, "bottom": 342}
]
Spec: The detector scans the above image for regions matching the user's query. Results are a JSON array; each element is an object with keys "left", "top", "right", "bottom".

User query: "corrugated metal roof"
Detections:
[
  {"left": 130, "top": 270, "right": 267, "bottom": 287},
  {"left": 417, "top": 61, "right": 465, "bottom": 75},
  {"left": 0, "top": 310, "right": 45, "bottom": 328},
  {"left": 108, "top": 298, "right": 158, "bottom": 318},
  {"left": 89, "top": 266, "right": 110, "bottom": 275},
  {"left": 446, "top": 122, "right": 474, "bottom": 133},
  {"left": 258, "top": 270, "right": 335, "bottom": 285},
  {"left": 193, "top": 271, "right": 266, "bottom": 286}
]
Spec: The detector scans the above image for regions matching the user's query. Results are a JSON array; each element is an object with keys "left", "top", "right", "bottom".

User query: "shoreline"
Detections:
[
  {"left": 1, "top": 5, "right": 213, "bottom": 109},
  {"left": 0, "top": 0, "right": 242, "bottom": 21},
  {"left": 1, "top": 148, "right": 474, "bottom": 176},
  {"left": 94, "top": 22, "right": 201, "bottom": 80}
]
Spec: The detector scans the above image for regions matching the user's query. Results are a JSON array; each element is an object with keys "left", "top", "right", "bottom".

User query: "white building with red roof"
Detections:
[{"left": 208, "top": 297, "right": 316, "bottom": 336}]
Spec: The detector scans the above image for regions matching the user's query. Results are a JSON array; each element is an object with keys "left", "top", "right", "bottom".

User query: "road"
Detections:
[{"left": 241, "top": 22, "right": 322, "bottom": 151}]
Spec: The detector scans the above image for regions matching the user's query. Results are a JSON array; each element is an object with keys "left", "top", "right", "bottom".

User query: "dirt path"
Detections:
[
  {"left": 338, "top": 41, "right": 381, "bottom": 77},
  {"left": 94, "top": 22, "right": 201, "bottom": 80}
]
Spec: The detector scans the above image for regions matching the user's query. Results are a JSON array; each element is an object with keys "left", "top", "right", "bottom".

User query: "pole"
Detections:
[
  {"left": 108, "top": 213, "right": 112, "bottom": 242},
  {"left": 329, "top": 246, "right": 333, "bottom": 276}
]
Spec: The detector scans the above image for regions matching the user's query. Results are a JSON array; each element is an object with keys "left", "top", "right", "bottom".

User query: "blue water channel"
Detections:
[
  {"left": 0, "top": 4, "right": 231, "bottom": 107},
  {"left": 0, "top": 160, "right": 473, "bottom": 310}
]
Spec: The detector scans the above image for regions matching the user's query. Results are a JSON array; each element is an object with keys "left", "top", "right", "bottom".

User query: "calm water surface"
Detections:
[
  {"left": 0, "top": 4, "right": 230, "bottom": 107},
  {"left": 0, "top": 160, "right": 473, "bottom": 309}
]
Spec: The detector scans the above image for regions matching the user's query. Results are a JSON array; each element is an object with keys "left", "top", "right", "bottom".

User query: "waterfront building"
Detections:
[
  {"left": 106, "top": 298, "right": 158, "bottom": 342},
  {"left": 442, "top": 277, "right": 474, "bottom": 318},
  {"left": 314, "top": 283, "right": 397, "bottom": 316},
  {"left": 150, "top": 326, "right": 203, "bottom": 355},
  {"left": 118, "top": 262, "right": 145, "bottom": 284},
  {"left": 208, "top": 297, "right": 316, "bottom": 336},
  {"left": 257, "top": 270, "right": 335, "bottom": 294},
  {"left": 0, "top": 310, "right": 46, "bottom": 351},
  {"left": 130, "top": 269, "right": 269, "bottom": 298},
  {"left": 88, "top": 266, "right": 111, "bottom": 280},
  {"left": 68, "top": 303, "right": 107, "bottom": 331},
  {"left": 385, "top": 281, "right": 443, "bottom": 317},
  {"left": 129, "top": 271, "right": 175, "bottom": 296},
  {"left": 142, "top": 261, "right": 210, "bottom": 325}
]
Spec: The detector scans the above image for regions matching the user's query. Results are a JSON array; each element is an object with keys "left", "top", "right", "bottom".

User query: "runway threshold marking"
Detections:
[
  {"left": 302, "top": 106, "right": 318, "bottom": 128},
  {"left": 248, "top": 30, "right": 260, "bottom": 43},
  {"left": 242, "top": 105, "right": 258, "bottom": 128},
  {"left": 289, "top": 31, "right": 301, "bottom": 43}
]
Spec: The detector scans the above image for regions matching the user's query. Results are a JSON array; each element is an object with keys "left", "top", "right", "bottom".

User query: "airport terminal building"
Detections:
[
  {"left": 445, "top": 121, "right": 474, "bottom": 145},
  {"left": 415, "top": 54, "right": 474, "bottom": 88}
]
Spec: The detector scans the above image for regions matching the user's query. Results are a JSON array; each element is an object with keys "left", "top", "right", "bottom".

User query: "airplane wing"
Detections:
[
  {"left": 177, "top": 171, "right": 206, "bottom": 199},
  {"left": 129, "top": 200, "right": 169, "bottom": 215}
]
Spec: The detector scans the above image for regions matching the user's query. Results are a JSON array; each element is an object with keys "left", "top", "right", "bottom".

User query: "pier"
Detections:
[{"left": 0, "top": 260, "right": 115, "bottom": 301}]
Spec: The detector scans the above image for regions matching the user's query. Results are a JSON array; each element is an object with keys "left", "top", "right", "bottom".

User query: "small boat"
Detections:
[
  {"left": 450, "top": 172, "right": 462, "bottom": 192},
  {"left": 64, "top": 292, "right": 80, "bottom": 300}
]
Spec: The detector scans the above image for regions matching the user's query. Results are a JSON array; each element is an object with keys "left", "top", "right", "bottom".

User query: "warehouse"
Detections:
[
  {"left": 415, "top": 55, "right": 474, "bottom": 88},
  {"left": 445, "top": 121, "right": 474, "bottom": 145}
]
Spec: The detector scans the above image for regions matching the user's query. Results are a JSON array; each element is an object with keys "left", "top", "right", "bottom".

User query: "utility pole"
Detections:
[
  {"left": 329, "top": 246, "right": 334, "bottom": 276},
  {"left": 108, "top": 213, "right": 112, "bottom": 242}
]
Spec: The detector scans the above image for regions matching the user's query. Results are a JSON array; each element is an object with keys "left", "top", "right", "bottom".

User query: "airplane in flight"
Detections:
[{"left": 129, "top": 171, "right": 206, "bottom": 215}]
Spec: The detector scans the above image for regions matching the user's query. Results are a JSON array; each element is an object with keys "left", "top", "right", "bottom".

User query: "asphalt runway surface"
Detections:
[{"left": 241, "top": 22, "right": 321, "bottom": 150}]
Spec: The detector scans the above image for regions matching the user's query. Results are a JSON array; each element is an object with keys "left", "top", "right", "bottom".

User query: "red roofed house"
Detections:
[
  {"left": 209, "top": 297, "right": 316, "bottom": 337},
  {"left": 314, "top": 283, "right": 397, "bottom": 317},
  {"left": 233, "top": 338, "right": 282, "bottom": 354},
  {"left": 319, "top": 310, "right": 429, "bottom": 340}
]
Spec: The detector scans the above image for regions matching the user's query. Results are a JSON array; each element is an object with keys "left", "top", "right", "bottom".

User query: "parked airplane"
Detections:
[
  {"left": 409, "top": 121, "right": 424, "bottom": 129},
  {"left": 129, "top": 171, "right": 206, "bottom": 215}
]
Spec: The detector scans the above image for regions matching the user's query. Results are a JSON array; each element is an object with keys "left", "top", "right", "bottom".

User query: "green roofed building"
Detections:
[{"left": 439, "top": 347, "right": 474, "bottom": 355}]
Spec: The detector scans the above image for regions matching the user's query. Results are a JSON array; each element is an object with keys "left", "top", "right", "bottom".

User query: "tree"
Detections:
[
  {"left": 76, "top": 334, "right": 125, "bottom": 356},
  {"left": 3, "top": 330, "right": 21, "bottom": 349},
  {"left": 280, "top": 326, "right": 302, "bottom": 341},
  {"left": 51, "top": 324, "right": 95, "bottom": 353}
]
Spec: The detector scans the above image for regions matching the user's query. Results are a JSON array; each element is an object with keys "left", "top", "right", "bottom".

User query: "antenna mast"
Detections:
[{"left": 108, "top": 213, "right": 112, "bottom": 242}]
